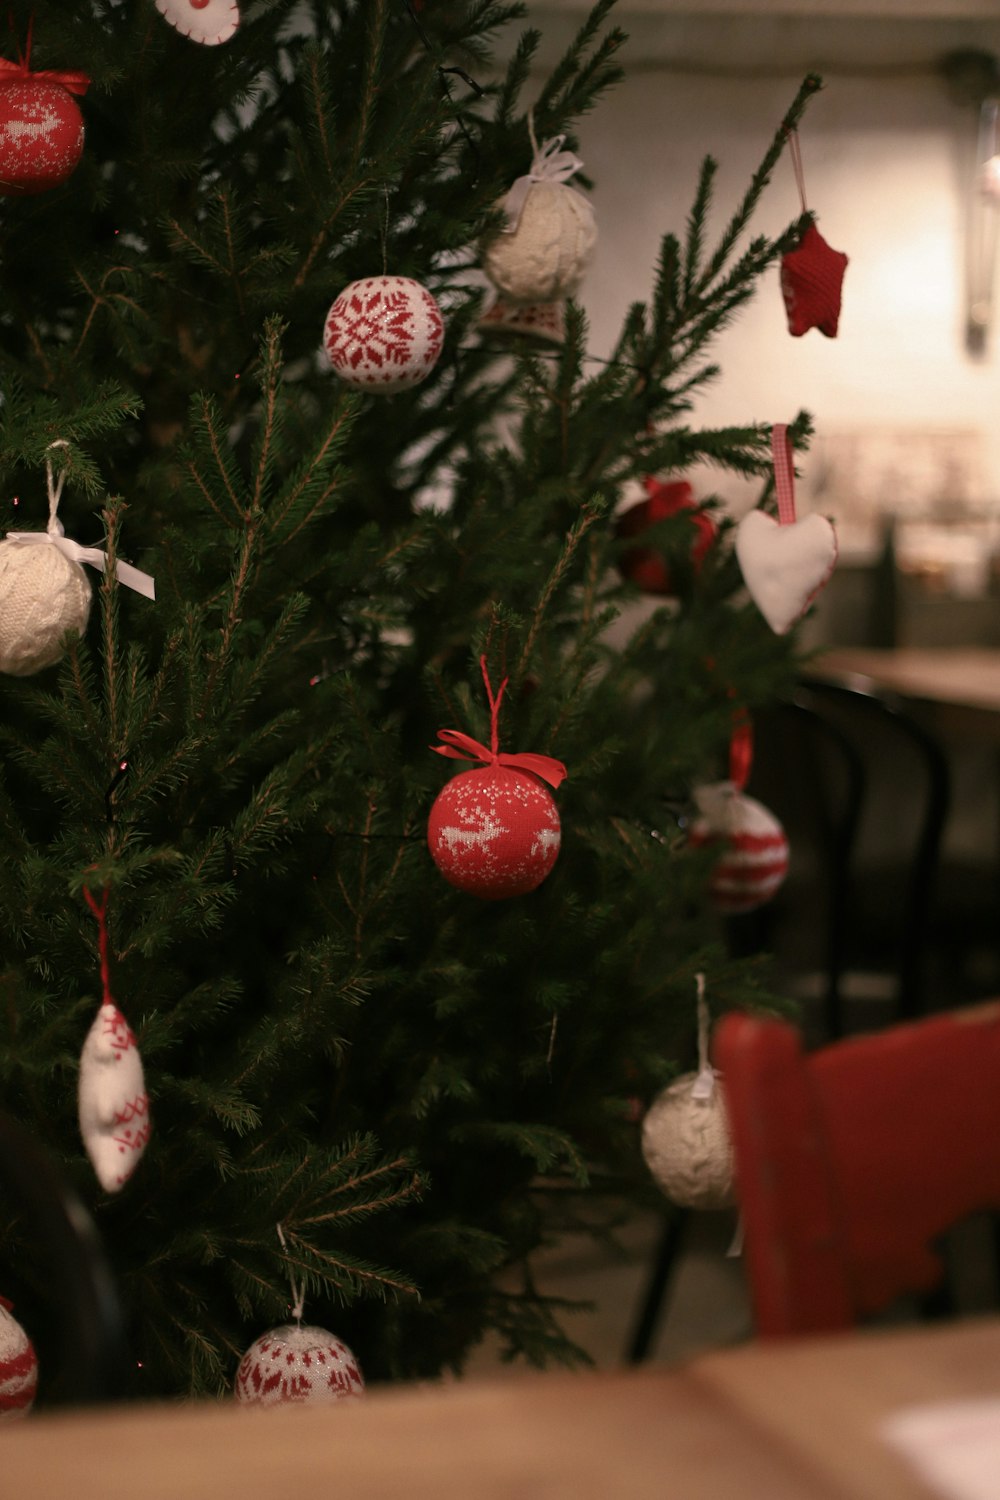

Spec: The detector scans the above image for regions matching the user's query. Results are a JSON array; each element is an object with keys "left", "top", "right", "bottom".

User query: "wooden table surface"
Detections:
[
  {"left": 810, "top": 646, "right": 1000, "bottom": 744},
  {"left": 5, "top": 1318, "right": 1000, "bottom": 1499}
]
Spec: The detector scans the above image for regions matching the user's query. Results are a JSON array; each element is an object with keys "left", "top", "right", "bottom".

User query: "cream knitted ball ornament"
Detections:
[
  {"left": 482, "top": 180, "right": 597, "bottom": 304},
  {"left": 641, "top": 1069, "right": 735, "bottom": 1211},
  {"left": 0, "top": 538, "right": 91, "bottom": 675}
]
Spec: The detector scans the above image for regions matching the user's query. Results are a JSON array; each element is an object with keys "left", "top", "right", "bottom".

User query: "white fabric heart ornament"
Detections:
[
  {"left": 735, "top": 423, "right": 837, "bottom": 635},
  {"left": 154, "top": 0, "right": 239, "bottom": 45},
  {"left": 735, "top": 508, "right": 837, "bottom": 635}
]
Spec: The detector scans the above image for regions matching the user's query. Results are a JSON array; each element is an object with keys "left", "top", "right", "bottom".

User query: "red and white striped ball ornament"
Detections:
[
  {"left": 0, "top": 54, "right": 89, "bottom": 197},
  {"left": 689, "top": 780, "right": 789, "bottom": 915},
  {"left": 324, "top": 276, "right": 445, "bottom": 393},
  {"left": 235, "top": 1323, "right": 364, "bottom": 1407},
  {"left": 0, "top": 1299, "right": 38, "bottom": 1421},
  {"left": 428, "top": 658, "right": 567, "bottom": 900}
]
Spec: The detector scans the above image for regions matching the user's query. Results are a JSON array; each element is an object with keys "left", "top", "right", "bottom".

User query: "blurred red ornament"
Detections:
[
  {"left": 0, "top": 59, "right": 89, "bottom": 197},
  {"left": 616, "top": 478, "right": 717, "bottom": 595},
  {"left": 780, "top": 222, "right": 848, "bottom": 338},
  {"left": 0, "top": 1298, "right": 37, "bottom": 1421}
]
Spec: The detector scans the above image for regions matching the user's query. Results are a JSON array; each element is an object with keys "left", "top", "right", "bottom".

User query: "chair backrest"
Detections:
[{"left": 715, "top": 1003, "right": 1000, "bottom": 1337}]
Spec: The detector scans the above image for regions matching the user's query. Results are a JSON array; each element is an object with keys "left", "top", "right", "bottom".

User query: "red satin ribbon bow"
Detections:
[
  {"left": 431, "top": 657, "right": 568, "bottom": 790},
  {"left": 0, "top": 56, "right": 90, "bottom": 96}
]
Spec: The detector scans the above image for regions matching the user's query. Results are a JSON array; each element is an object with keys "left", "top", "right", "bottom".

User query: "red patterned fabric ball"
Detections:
[
  {"left": 428, "top": 764, "right": 561, "bottom": 899},
  {"left": 689, "top": 781, "right": 789, "bottom": 915},
  {"left": 323, "top": 275, "right": 444, "bottom": 393},
  {"left": 234, "top": 1323, "right": 364, "bottom": 1407},
  {"left": 0, "top": 78, "right": 85, "bottom": 197},
  {"left": 0, "top": 1300, "right": 37, "bottom": 1421}
]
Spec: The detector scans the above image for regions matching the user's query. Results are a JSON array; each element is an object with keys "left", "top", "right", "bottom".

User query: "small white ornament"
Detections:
[
  {"left": 478, "top": 295, "right": 566, "bottom": 345},
  {"left": 482, "top": 161, "right": 596, "bottom": 304},
  {"left": 641, "top": 975, "right": 735, "bottom": 1211},
  {"left": 0, "top": 1300, "right": 38, "bottom": 1420},
  {"left": 0, "top": 537, "right": 91, "bottom": 676},
  {"left": 235, "top": 1323, "right": 365, "bottom": 1406},
  {"left": 154, "top": 0, "right": 239, "bottom": 45},
  {"left": 735, "top": 508, "right": 838, "bottom": 635},
  {"left": 323, "top": 276, "right": 445, "bottom": 393},
  {"left": 78, "top": 1002, "right": 151, "bottom": 1193}
]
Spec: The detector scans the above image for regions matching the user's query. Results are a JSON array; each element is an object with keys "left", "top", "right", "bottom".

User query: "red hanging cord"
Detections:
[
  {"left": 82, "top": 885, "right": 113, "bottom": 1007},
  {"left": 479, "top": 654, "right": 508, "bottom": 758}
]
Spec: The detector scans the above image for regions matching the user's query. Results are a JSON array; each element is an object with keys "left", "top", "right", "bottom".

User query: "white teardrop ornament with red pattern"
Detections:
[
  {"left": 0, "top": 1299, "right": 38, "bottom": 1421},
  {"left": 154, "top": 0, "right": 239, "bottom": 46},
  {"left": 323, "top": 276, "right": 445, "bottom": 393},
  {"left": 235, "top": 1323, "right": 365, "bottom": 1407},
  {"left": 688, "top": 780, "right": 789, "bottom": 915},
  {"left": 77, "top": 886, "right": 150, "bottom": 1193}
]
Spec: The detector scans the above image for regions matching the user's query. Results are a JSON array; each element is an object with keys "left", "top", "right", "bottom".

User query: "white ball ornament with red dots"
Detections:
[
  {"left": 323, "top": 276, "right": 445, "bottom": 393},
  {"left": 0, "top": 1300, "right": 38, "bottom": 1421}
]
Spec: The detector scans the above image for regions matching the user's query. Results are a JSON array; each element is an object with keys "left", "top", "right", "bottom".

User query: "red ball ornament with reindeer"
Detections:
[
  {"left": 428, "top": 659, "right": 567, "bottom": 900},
  {"left": 616, "top": 478, "right": 717, "bottom": 595},
  {"left": 0, "top": 38, "right": 90, "bottom": 198}
]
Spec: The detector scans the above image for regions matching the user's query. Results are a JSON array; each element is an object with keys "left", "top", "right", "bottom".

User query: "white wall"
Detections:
[{"left": 522, "top": 10, "right": 1000, "bottom": 547}]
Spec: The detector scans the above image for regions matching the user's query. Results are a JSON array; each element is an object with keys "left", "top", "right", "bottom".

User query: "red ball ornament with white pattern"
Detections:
[
  {"left": 689, "top": 780, "right": 789, "bottom": 915},
  {"left": 235, "top": 1322, "right": 364, "bottom": 1407},
  {"left": 0, "top": 1299, "right": 37, "bottom": 1421},
  {"left": 428, "top": 658, "right": 567, "bottom": 900},
  {"left": 0, "top": 57, "right": 89, "bottom": 197},
  {"left": 323, "top": 275, "right": 445, "bottom": 393}
]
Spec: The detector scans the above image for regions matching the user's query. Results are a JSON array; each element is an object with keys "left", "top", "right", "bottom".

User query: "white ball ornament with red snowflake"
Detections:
[
  {"left": 689, "top": 780, "right": 789, "bottom": 915},
  {"left": 324, "top": 276, "right": 445, "bottom": 393},
  {"left": 0, "top": 59, "right": 89, "bottom": 197},
  {"left": 428, "top": 659, "right": 567, "bottom": 900},
  {"left": 154, "top": 0, "right": 240, "bottom": 46},
  {"left": 235, "top": 1322, "right": 365, "bottom": 1407},
  {"left": 0, "top": 1299, "right": 38, "bottom": 1421}
]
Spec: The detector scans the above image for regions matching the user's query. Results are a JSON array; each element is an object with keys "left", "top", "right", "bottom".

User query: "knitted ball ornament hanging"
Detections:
[
  {"left": 235, "top": 1227, "right": 365, "bottom": 1407},
  {"left": 481, "top": 130, "right": 597, "bottom": 305},
  {"left": 641, "top": 976, "right": 735, "bottom": 1211},
  {"left": 427, "top": 658, "right": 567, "bottom": 900},
  {"left": 0, "top": 38, "right": 90, "bottom": 197},
  {"left": 689, "top": 780, "right": 789, "bottom": 915},
  {"left": 323, "top": 276, "right": 444, "bottom": 393},
  {"left": 0, "top": 442, "right": 156, "bottom": 677}
]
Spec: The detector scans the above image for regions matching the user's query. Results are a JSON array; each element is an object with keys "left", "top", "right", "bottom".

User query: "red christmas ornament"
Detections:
[
  {"left": 689, "top": 780, "right": 789, "bottom": 915},
  {"left": 428, "top": 658, "right": 567, "bottom": 900},
  {"left": 235, "top": 1323, "right": 364, "bottom": 1407},
  {"left": 616, "top": 478, "right": 717, "bottom": 595},
  {"left": 0, "top": 1299, "right": 38, "bottom": 1421},
  {"left": 0, "top": 54, "right": 89, "bottom": 198},
  {"left": 781, "top": 223, "right": 848, "bottom": 338}
]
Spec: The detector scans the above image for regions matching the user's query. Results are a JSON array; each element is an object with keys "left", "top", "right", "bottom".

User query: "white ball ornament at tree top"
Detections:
[
  {"left": 323, "top": 276, "right": 445, "bottom": 393},
  {"left": 235, "top": 1323, "right": 365, "bottom": 1407},
  {"left": 482, "top": 133, "right": 597, "bottom": 304}
]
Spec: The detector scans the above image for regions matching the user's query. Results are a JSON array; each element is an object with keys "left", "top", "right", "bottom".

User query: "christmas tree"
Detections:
[{"left": 0, "top": 0, "right": 819, "bottom": 1400}]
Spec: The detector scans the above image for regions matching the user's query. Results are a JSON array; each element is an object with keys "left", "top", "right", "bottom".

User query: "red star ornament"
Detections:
[{"left": 780, "top": 223, "right": 848, "bottom": 338}]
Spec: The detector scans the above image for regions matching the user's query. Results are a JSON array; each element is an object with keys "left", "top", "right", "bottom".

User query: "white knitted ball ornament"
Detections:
[
  {"left": 482, "top": 180, "right": 597, "bottom": 304},
  {"left": 641, "top": 1069, "right": 735, "bottom": 1211},
  {"left": 0, "top": 538, "right": 91, "bottom": 676}
]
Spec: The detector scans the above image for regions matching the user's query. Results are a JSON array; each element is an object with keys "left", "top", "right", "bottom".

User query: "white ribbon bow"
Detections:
[
  {"left": 6, "top": 442, "right": 155, "bottom": 602},
  {"left": 502, "top": 133, "right": 584, "bottom": 233}
]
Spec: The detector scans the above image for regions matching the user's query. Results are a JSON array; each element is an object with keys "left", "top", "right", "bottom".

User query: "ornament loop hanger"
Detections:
[
  {"left": 430, "top": 655, "right": 567, "bottom": 788},
  {"left": 276, "top": 1222, "right": 306, "bottom": 1325},
  {"left": 787, "top": 128, "right": 808, "bottom": 214},
  {"left": 771, "top": 424, "right": 798, "bottom": 527}
]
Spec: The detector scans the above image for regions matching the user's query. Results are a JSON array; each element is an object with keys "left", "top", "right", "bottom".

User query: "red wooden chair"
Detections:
[{"left": 714, "top": 1002, "right": 1000, "bottom": 1337}]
